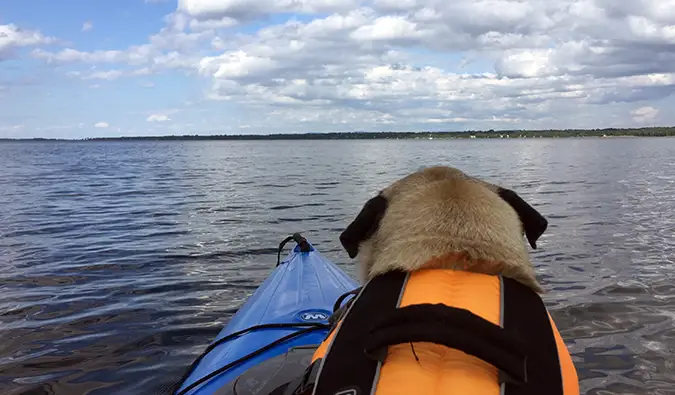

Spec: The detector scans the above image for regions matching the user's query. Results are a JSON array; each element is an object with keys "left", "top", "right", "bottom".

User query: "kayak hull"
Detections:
[{"left": 175, "top": 239, "right": 358, "bottom": 395}]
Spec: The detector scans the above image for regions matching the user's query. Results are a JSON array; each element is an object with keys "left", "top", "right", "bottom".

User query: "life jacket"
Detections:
[{"left": 272, "top": 268, "right": 579, "bottom": 395}]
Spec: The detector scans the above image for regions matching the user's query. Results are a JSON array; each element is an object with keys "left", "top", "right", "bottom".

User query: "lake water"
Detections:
[{"left": 1, "top": 138, "right": 675, "bottom": 395}]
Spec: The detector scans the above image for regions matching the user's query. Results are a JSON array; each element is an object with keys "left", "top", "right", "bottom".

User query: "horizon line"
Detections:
[{"left": 2, "top": 126, "right": 675, "bottom": 141}]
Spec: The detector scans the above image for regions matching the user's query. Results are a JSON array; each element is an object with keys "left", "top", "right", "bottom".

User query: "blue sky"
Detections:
[
  {"left": 1, "top": 0, "right": 674, "bottom": 138},
  {"left": 1, "top": 0, "right": 220, "bottom": 138}
]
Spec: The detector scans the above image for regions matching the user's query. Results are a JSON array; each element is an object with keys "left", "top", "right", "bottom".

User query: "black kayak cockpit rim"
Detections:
[{"left": 172, "top": 322, "right": 330, "bottom": 395}]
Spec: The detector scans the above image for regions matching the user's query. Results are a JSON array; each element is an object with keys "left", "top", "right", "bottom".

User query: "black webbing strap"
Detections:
[
  {"left": 363, "top": 303, "right": 529, "bottom": 385},
  {"left": 311, "top": 270, "right": 407, "bottom": 395},
  {"left": 501, "top": 277, "right": 564, "bottom": 395}
]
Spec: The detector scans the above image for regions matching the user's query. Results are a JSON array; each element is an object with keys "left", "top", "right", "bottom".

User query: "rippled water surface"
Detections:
[{"left": 1, "top": 138, "right": 675, "bottom": 394}]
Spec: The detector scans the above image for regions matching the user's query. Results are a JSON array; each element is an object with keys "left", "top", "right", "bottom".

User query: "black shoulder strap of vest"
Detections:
[
  {"left": 311, "top": 270, "right": 408, "bottom": 395},
  {"left": 501, "top": 276, "right": 564, "bottom": 395}
]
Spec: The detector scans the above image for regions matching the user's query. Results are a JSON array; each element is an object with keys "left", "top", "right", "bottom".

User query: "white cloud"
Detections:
[
  {"left": 0, "top": 24, "right": 55, "bottom": 60},
  {"left": 189, "top": 16, "right": 238, "bottom": 31},
  {"left": 351, "top": 15, "right": 431, "bottom": 41},
  {"left": 495, "top": 49, "right": 558, "bottom": 78},
  {"left": 0, "top": 124, "right": 25, "bottom": 131},
  {"left": 631, "top": 106, "right": 660, "bottom": 123},
  {"left": 65, "top": 67, "right": 152, "bottom": 81},
  {"left": 177, "top": 0, "right": 359, "bottom": 20},
  {"left": 85, "top": 70, "right": 124, "bottom": 80},
  {"left": 199, "top": 51, "right": 279, "bottom": 79},
  {"left": 33, "top": 47, "right": 137, "bottom": 64},
  {"left": 82, "top": 22, "right": 93, "bottom": 32},
  {"left": 31, "top": 44, "right": 160, "bottom": 65},
  {"left": 147, "top": 114, "right": 171, "bottom": 122},
  {"left": 94, "top": 122, "right": 109, "bottom": 128}
]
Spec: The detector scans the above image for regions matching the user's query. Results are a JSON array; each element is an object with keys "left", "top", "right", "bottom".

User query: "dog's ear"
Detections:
[
  {"left": 497, "top": 188, "right": 548, "bottom": 249},
  {"left": 339, "top": 195, "right": 388, "bottom": 259}
]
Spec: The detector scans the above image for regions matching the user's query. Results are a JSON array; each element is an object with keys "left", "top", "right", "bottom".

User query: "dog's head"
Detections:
[{"left": 339, "top": 166, "right": 548, "bottom": 292}]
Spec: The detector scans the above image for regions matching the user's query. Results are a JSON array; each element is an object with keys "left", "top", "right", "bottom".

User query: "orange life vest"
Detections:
[{"left": 277, "top": 268, "right": 579, "bottom": 395}]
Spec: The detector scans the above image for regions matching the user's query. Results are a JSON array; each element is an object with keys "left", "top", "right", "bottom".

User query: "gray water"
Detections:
[{"left": 1, "top": 138, "right": 674, "bottom": 394}]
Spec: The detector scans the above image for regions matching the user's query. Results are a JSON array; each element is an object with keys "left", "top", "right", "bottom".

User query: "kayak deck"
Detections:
[{"left": 173, "top": 235, "right": 358, "bottom": 395}]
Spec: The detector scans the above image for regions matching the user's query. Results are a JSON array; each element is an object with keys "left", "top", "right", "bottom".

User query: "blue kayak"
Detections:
[{"left": 171, "top": 233, "right": 359, "bottom": 395}]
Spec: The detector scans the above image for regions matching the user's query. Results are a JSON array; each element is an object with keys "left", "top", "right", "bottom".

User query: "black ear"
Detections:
[
  {"left": 497, "top": 188, "right": 548, "bottom": 249},
  {"left": 339, "top": 195, "right": 388, "bottom": 259}
]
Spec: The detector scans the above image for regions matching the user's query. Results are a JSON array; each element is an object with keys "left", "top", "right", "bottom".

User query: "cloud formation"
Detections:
[
  {"left": 67, "top": 68, "right": 152, "bottom": 81},
  {"left": 0, "top": 23, "right": 55, "bottom": 61},
  {"left": 632, "top": 106, "right": 660, "bottom": 123},
  {"left": 183, "top": 0, "right": 675, "bottom": 131},
  {"left": 94, "top": 122, "right": 109, "bottom": 128},
  {"left": 8, "top": 0, "right": 675, "bottom": 136},
  {"left": 147, "top": 114, "right": 171, "bottom": 122},
  {"left": 177, "top": 0, "right": 358, "bottom": 21}
]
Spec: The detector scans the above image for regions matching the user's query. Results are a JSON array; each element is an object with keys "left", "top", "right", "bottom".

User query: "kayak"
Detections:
[{"left": 171, "top": 233, "right": 359, "bottom": 395}]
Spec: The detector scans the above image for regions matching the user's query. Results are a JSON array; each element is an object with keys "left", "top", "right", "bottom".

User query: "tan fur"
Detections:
[{"left": 354, "top": 166, "right": 544, "bottom": 293}]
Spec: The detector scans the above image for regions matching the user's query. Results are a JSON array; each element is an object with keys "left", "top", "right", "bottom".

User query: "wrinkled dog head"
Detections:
[{"left": 339, "top": 166, "right": 548, "bottom": 293}]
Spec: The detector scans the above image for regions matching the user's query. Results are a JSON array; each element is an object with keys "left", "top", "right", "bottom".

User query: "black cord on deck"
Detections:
[{"left": 276, "top": 233, "right": 311, "bottom": 266}]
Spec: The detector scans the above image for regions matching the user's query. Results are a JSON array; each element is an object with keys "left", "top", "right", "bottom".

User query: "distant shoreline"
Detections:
[{"left": 2, "top": 127, "right": 675, "bottom": 141}]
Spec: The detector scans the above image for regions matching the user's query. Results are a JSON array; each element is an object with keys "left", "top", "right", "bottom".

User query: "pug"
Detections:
[{"left": 339, "top": 165, "right": 549, "bottom": 293}]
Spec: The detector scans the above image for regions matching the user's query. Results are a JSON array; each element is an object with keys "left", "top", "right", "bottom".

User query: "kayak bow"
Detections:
[{"left": 172, "top": 233, "right": 359, "bottom": 395}]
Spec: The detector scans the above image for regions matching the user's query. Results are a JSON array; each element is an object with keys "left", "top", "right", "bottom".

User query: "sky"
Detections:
[{"left": 1, "top": 0, "right": 675, "bottom": 139}]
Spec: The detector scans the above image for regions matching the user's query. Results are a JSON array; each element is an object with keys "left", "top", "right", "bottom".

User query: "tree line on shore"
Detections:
[
  {"left": 4, "top": 126, "right": 675, "bottom": 141},
  {"left": 86, "top": 126, "right": 675, "bottom": 140}
]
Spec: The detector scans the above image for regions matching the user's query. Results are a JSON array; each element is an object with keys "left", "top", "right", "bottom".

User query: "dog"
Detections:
[
  {"left": 340, "top": 165, "right": 548, "bottom": 293},
  {"left": 301, "top": 165, "right": 579, "bottom": 395}
]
